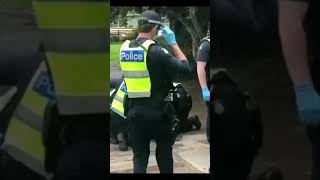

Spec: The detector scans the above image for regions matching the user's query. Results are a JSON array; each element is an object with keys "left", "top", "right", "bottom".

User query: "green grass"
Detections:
[{"left": 110, "top": 42, "right": 122, "bottom": 64}]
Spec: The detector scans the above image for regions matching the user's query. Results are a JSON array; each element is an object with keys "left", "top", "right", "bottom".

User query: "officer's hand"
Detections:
[
  {"left": 295, "top": 83, "right": 320, "bottom": 126},
  {"left": 159, "top": 26, "right": 177, "bottom": 45},
  {"left": 202, "top": 87, "right": 210, "bottom": 102}
]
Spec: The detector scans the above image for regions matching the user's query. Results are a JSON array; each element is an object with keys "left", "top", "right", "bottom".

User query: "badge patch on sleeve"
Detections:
[
  {"left": 33, "top": 71, "right": 55, "bottom": 99},
  {"left": 121, "top": 50, "right": 144, "bottom": 62},
  {"left": 161, "top": 48, "right": 169, "bottom": 54}
]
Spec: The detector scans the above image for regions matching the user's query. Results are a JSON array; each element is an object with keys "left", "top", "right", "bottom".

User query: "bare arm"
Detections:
[
  {"left": 171, "top": 44, "right": 188, "bottom": 61},
  {"left": 279, "top": 1, "right": 320, "bottom": 126},
  {"left": 197, "top": 62, "right": 208, "bottom": 89},
  {"left": 279, "top": 1, "right": 310, "bottom": 87}
]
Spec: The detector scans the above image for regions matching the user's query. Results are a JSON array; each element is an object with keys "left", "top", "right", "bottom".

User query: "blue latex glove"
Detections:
[
  {"left": 202, "top": 87, "right": 210, "bottom": 102},
  {"left": 159, "top": 26, "right": 177, "bottom": 45},
  {"left": 295, "top": 83, "right": 320, "bottom": 125}
]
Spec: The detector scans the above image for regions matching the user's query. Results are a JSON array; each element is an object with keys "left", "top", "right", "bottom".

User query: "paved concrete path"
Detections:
[{"left": 110, "top": 130, "right": 210, "bottom": 174}]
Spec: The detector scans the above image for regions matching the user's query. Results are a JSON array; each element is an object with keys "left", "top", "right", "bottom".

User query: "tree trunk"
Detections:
[
  {"left": 189, "top": 7, "right": 203, "bottom": 38},
  {"left": 172, "top": 10, "right": 200, "bottom": 60},
  {"left": 192, "top": 38, "right": 199, "bottom": 60}
]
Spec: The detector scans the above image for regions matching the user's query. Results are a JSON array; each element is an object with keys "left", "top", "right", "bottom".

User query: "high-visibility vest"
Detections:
[
  {"left": 33, "top": 0, "right": 109, "bottom": 115},
  {"left": 110, "top": 81, "right": 127, "bottom": 118},
  {"left": 119, "top": 40, "right": 155, "bottom": 98},
  {"left": 0, "top": 86, "right": 17, "bottom": 111},
  {"left": 3, "top": 61, "right": 50, "bottom": 177},
  {"left": 2, "top": 1, "right": 109, "bottom": 177}
]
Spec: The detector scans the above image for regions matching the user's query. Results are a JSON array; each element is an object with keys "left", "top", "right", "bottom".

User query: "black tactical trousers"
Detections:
[
  {"left": 305, "top": 125, "right": 320, "bottom": 180},
  {"left": 213, "top": 147, "right": 254, "bottom": 180},
  {"left": 110, "top": 111, "right": 128, "bottom": 140},
  {"left": 54, "top": 114, "right": 107, "bottom": 180},
  {"left": 128, "top": 105, "right": 173, "bottom": 173},
  {"left": 308, "top": 53, "right": 320, "bottom": 180}
]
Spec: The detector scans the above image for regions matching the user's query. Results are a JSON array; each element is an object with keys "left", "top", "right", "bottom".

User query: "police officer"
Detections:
[
  {"left": 196, "top": 24, "right": 210, "bottom": 174},
  {"left": 279, "top": 0, "right": 320, "bottom": 179},
  {"left": 110, "top": 81, "right": 129, "bottom": 151},
  {"left": 196, "top": 25, "right": 210, "bottom": 142},
  {"left": 119, "top": 10, "right": 190, "bottom": 173}
]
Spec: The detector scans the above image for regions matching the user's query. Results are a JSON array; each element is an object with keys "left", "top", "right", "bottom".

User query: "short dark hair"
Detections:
[{"left": 137, "top": 19, "right": 157, "bottom": 33}]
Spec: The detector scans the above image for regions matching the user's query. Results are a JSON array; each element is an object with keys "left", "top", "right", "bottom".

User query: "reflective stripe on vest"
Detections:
[
  {"left": 34, "top": 1, "right": 109, "bottom": 115},
  {"left": 0, "top": 86, "right": 17, "bottom": 111},
  {"left": 3, "top": 119, "right": 47, "bottom": 177},
  {"left": 111, "top": 81, "right": 126, "bottom": 118},
  {"left": 4, "top": 61, "right": 48, "bottom": 176},
  {"left": 119, "top": 40, "right": 155, "bottom": 98},
  {"left": 122, "top": 71, "right": 149, "bottom": 78},
  {"left": 39, "top": 29, "right": 108, "bottom": 52},
  {"left": 15, "top": 104, "right": 43, "bottom": 130},
  {"left": 110, "top": 89, "right": 116, "bottom": 97}
]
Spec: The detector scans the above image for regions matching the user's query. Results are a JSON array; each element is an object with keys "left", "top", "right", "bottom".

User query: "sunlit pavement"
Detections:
[{"left": 110, "top": 130, "right": 210, "bottom": 174}]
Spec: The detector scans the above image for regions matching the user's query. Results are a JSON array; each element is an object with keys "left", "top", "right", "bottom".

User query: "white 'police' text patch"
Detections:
[{"left": 121, "top": 50, "right": 144, "bottom": 62}]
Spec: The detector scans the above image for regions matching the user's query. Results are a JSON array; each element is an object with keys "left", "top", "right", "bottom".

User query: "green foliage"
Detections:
[
  {"left": 110, "top": 36, "right": 120, "bottom": 42},
  {"left": 154, "top": 36, "right": 173, "bottom": 54},
  {"left": 110, "top": 42, "right": 122, "bottom": 64},
  {"left": 119, "top": 16, "right": 127, "bottom": 27},
  {"left": 122, "top": 30, "right": 138, "bottom": 41},
  {"left": 111, "top": 6, "right": 210, "bottom": 60}
]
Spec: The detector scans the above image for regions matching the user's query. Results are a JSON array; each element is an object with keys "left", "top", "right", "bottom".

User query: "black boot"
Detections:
[
  {"left": 190, "top": 115, "right": 201, "bottom": 130},
  {"left": 110, "top": 136, "right": 119, "bottom": 145},
  {"left": 118, "top": 133, "right": 128, "bottom": 151}
]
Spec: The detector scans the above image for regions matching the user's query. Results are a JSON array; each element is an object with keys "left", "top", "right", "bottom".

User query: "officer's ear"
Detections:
[{"left": 152, "top": 25, "right": 159, "bottom": 34}]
